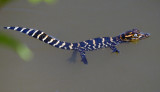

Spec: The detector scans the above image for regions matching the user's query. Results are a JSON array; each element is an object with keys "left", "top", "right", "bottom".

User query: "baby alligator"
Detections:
[{"left": 4, "top": 27, "right": 150, "bottom": 64}]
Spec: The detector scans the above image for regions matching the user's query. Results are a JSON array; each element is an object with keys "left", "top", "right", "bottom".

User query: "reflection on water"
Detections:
[{"left": 67, "top": 50, "right": 78, "bottom": 64}]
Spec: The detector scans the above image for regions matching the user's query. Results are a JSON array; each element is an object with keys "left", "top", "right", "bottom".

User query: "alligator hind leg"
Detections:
[
  {"left": 109, "top": 46, "right": 120, "bottom": 53},
  {"left": 78, "top": 48, "right": 88, "bottom": 64}
]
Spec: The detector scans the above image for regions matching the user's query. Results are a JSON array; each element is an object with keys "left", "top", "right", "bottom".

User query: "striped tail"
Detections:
[{"left": 4, "top": 26, "right": 78, "bottom": 50}]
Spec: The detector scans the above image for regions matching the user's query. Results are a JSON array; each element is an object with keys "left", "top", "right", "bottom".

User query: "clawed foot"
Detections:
[
  {"left": 112, "top": 49, "right": 120, "bottom": 53},
  {"left": 110, "top": 46, "right": 120, "bottom": 54},
  {"left": 81, "top": 54, "right": 88, "bottom": 64},
  {"left": 79, "top": 48, "right": 88, "bottom": 64}
]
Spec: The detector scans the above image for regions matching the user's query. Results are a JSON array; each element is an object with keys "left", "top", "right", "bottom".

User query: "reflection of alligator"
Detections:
[{"left": 4, "top": 27, "right": 150, "bottom": 64}]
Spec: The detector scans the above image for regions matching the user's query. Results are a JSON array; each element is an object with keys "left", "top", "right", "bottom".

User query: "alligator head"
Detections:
[{"left": 119, "top": 29, "right": 150, "bottom": 42}]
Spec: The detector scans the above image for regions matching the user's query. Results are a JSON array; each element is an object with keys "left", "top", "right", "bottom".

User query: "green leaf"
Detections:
[
  {"left": 0, "top": 32, "right": 33, "bottom": 62},
  {"left": 0, "top": 0, "right": 13, "bottom": 8},
  {"left": 28, "top": 0, "right": 58, "bottom": 4},
  {"left": 16, "top": 44, "right": 33, "bottom": 61}
]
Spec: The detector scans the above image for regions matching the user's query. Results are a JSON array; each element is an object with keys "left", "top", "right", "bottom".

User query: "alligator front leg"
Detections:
[
  {"left": 78, "top": 48, "right": 88, "bottom": 64},
  {"left": 109, "top": 45, "right": 120, "bottom": 53}
]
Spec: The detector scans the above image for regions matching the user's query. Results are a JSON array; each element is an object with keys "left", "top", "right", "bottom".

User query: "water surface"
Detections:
[{"left": 0, "top": 0, "right": 160, "bottom": 92}]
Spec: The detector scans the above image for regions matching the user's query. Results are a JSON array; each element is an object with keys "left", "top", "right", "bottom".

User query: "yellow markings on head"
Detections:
[{"left": 125, "top": 35, "right": 132, "bottom": 37}]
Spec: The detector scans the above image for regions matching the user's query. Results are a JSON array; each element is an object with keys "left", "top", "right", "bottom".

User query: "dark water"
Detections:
[{"left": 0, "top": 0, "right": 160, "bottom": 92}]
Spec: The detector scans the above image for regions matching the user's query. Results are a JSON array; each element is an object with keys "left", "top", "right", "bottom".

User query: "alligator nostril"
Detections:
[{"left": 145, "top": 33, "right": 150, "bottom": 37}]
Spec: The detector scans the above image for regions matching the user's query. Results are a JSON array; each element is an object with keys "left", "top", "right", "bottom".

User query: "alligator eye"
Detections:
[{"left": 134, "top": 34, "right": 138, "bottom": 37}]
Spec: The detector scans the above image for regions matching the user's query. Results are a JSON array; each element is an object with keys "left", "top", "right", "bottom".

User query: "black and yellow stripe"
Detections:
[{"left": 4, "top": 27, "right": 77, "bottom": 50}]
